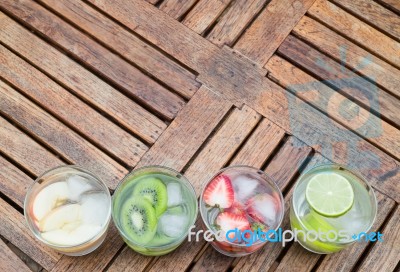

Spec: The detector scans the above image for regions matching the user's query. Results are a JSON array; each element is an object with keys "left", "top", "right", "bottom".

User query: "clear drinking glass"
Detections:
[
  {"left": 290, "top": 164, "right": 377, "bottom": 254},
  {"left": 112, "top": 166, "right": 198, "bottom": 256},
  {"left": 199, "top": 166, "right": 284, "bottom": 257},
  {"left": 24, "top": 165, "right": 111, "bottom": 256}
]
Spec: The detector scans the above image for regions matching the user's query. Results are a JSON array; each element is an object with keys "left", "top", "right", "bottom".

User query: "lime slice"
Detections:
[{"left": 306, "top": 172, "right": 354, "bottom": 217}]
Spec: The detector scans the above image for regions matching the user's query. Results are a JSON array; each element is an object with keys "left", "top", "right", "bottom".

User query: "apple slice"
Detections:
[
  {"left": 41, "top": 224, "right": 101, "bottom": 246},
  {"left": 39, "top": 204, "right": 82, "bottom": 232},
  {"left": 32, "top": 182, "right": 69, "bottom": 221}
]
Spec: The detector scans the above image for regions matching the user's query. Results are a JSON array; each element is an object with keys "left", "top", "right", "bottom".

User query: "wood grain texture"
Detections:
[
  {"left": 137, "top": 86, "right": 232, "bottom": 169},
  {"left": 159, "top": 0, "right": 198, "bottom": 20},
  {"left": 182, "top": 0, "right": 232, "bottom": 35},
  {"left": 0, "top": 156, "right": 32, "bottom": 206},
  {"left": 89, "top": 0, "right": 400, "bottom": 202},
  {"left": 358, "top": 206, "right": 400, "bottom": 272},
  {"left": 0, "top": 45, "right": 147, "bottom": 167},
  {"left": 0, "top": 237, "right": 31, "bottom": 272},
  {"left": 376, "top": 0, "right": 400, "bottom": 14},
  {"left": 293, "top": 16, "right": 400, "bottom": 98},
  {"left": 266, "top": 55, "right": 400, "bottom": 160},
  {"left": 206, "top": 0, "right": 268, "bottom": 47},
  {"left": 37, "top": 0, "right": 200, "bottom": 99},
  {"left": 0, "top": 12, "right": 166, "bottom": 144},
  {"left": 230, "top": 118, "right": 286, "bottom": 166},
  {"left": 0, "top": 116, "right": 64, "bottom": 176},
  {"left": 308, "top": 0, "right": 400, "bottom": 68},
  {"left": 235, "top": 0, "right": 316, "bottom": 65},
  {"left": 317, "top": 193, "right": 396, "bottom": 271},
  {"left": 1, "top": 0, "right": 185, "bottom": 121},
  {"left": 332, "top": 0, "right": 400, "bottom": 39},
  {"left": 278, "top": 35, "right": 400, "bottom": 127},
  {"left": 0, "top": 81, "right": 127, "bottom": 189},
  {"left": 0, "top": 198, "right": 62, "bottom": 270}
]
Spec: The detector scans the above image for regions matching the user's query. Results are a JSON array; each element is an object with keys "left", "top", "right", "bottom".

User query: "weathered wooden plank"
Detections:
[
  {"left": 0, "top": 156, "right": 32, "bottom": 207},
  {"left": 317, "top": 196, "right": 396, "bottom": 271},
  {"left": 89, "top": 0, "right": 400, "bottom": 202},
  {"left": 232, "top": 154, "right": 329, "bottom": 272},
  {"left": 235, "top": 0, "right": 316, "bottom": 65},
  {"left": 184, "top": 105, "right": 261, "bottom": 195},
  {"left": 206, "top": 0, "right": 268, "bottom": 47},
  {"left": 376, "top": 0, "right": 400, "bottom": 14},
  {"left": 0, "top": 12, "right": 166, "bottom": 144},
  {"left": 0, "top": 81, "right": 127, "bottom": 188},
  {"left": 358, "top": 206, "right": 400, "bottom": 272},
  {"left": 0, "top": 0, "right": 184, "bottom": 121},
  {"left": 231, "top": 118, "right": 286, "bottom": 166},
  {"left": 192, "top": 136, "right": 311, "bottom": 272},
  {"left": 278, "top": 35, "right": 400, "bottom": 127},
  {"left": 0, "top": 237, "right": 31, "bottom": 272},
  {"left": 146, "top": 0, "right": 159, "bottom": 4},
  {"left": 0, "top": 45, "right": 147, "bottom": 167},
  {"left": 292, "top": 16, "right": 400, "bottom": 98},
  {"left": 266, "top": 55, "right": 400, "bottom": 160},
  {"left": 332, "top": 0, "right": 400, "bottom": 40},
  {"left": 37, "top": 0, "right": 200, "bottom": 99},
  {"left": 137, "top": 86, "right": 232, "bottom": 169},
  {"left": 307, "top": 0, "right": 400, "bottom": 68},
  {"left": 182, "top": 0, "right": 231, "bottom": 35},
  {"left": 0, "top": 198, "right": 62, "bottom": 270},
  {"left": 0, "top": 116, "right": 64, "bottom": 176},
  {"left": 55, "top": 87, "right": 232, "bottom": 272},
  {"left": 159, "top": 0, "right": 198, "bottom": 20},
  {"left": 276, "top": 191, "right": 395, "bottom": 272}
]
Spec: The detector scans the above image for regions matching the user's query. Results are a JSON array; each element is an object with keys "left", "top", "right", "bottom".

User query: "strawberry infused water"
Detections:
[
  {"left": 199, "top": 166, "right": 284, "bottom": 257},
  {"left": 24, "top": 166, "right": 111, "bottom": 255}
]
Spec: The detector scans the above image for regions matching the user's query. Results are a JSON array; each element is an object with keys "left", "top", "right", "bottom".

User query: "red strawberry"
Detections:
[
  {"left": 225, "top": 201, "right": 246, "bottom": 216},
  {"left": 246, "top": 194, "right": 279, "bottom": 226},
  {"left": 203, "top": 174, "right": 234, "bottom": 208},
  {"left": 216, "top": 212, "right": 250, "bottom": 241}
]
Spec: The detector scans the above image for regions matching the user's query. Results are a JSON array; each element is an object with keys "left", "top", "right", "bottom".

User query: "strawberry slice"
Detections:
[
  {"left": 225, "top": 201, "right": 246, "bottom": 217},
  {"left": 246, "top": 194, "right": 279, "bottom": 227},
  {"left": 216, "top": 212, "right": 250, "bottom": 241},
  {"left": 203, "top": 174, "right": 234, "bottom": 208}
]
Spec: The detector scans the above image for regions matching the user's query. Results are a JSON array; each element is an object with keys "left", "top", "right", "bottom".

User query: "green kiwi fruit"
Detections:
[
  {"left": 148, "top": 233, "right": 175, "bottom": 247},
  {"left": 132, "top": 177, "right": 168, "bottom": 217},
  {"left": 121, "top": 197, "right": 157, "bottom": 244}
]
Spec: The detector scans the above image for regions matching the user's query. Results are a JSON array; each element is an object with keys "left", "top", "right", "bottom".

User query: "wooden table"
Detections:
[{"left": 0, "top": 0, "right": 399, "bottom": 271}]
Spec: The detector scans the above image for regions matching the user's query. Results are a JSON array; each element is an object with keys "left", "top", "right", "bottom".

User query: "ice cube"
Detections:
[
  {"left": 81, "top": 193, "right": 110, "bottom": 226},
  {"left": 67, "top": 175, "right": 93, "bottom": 201},
  {"left": 158, "top": 213, "right": 188, "bottom": 238},
  {"left": 232, "top": 175, "right": 259, "bottom": 202},
  {"left": 167, "top": 183, "right": 183, "bottom": 207},
  {"left": 247, "top": 194, "right": 277, "bottom": 227}
]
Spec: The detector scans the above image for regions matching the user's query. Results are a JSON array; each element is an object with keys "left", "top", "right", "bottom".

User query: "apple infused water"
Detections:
[
  {"left": 112, "top": 166, "right": 197, "bottom": 256},
  {"left": 24, "top": 166, "right": 111, "bottom": 255}
]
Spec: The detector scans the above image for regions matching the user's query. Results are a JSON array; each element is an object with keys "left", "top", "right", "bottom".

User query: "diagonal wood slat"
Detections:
[{"left": 0, "top": 236, "right": 31, "bottom": 272}]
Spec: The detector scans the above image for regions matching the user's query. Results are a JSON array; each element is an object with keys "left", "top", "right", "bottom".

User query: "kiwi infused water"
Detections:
[{"left": 112, "top": 166, "right": 198, "bottom": 256}]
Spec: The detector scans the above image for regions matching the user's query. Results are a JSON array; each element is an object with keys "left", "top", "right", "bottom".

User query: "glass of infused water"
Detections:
[
  {"left": 199, "top": 166, "right": 284, "bottom": 257},
  {"left": 290, "top": 164, "right": 377, "bottom": 254},
  {"left": 112, "top": 166, "right": 198, "bottom": 256},
  {"left": 24, "top": 165, "right": 111, "bottom": 256}
]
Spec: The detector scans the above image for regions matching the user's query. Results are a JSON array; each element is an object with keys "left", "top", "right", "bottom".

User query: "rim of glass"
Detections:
[
  {"left": 24, "top": 165, "right": 112, "bottom": 249},
  {"left": 112, "top": 165, "right": 199, "bottom": 249},
  {"left": 292, "top": 163, "right": 378, "bottom": 244},
  {"left": 199, "top": 165, "right": 285, "bottom": 247}
]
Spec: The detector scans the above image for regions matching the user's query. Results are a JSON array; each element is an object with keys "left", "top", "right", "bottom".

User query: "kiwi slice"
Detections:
[
  {"left": 121, "top": 197, "right": 157, "bottom": 244},
  {"left": 133, "top": 177, "right": 168, "bottom": 217}
]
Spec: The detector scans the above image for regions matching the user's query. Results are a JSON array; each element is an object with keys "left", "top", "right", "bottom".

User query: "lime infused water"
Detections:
[
  {"left": 112, "top": 166, "right": 198, "bottom": 256},
  {"left": 290, "top": 164, "right": 377, "bottom": 254}
]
